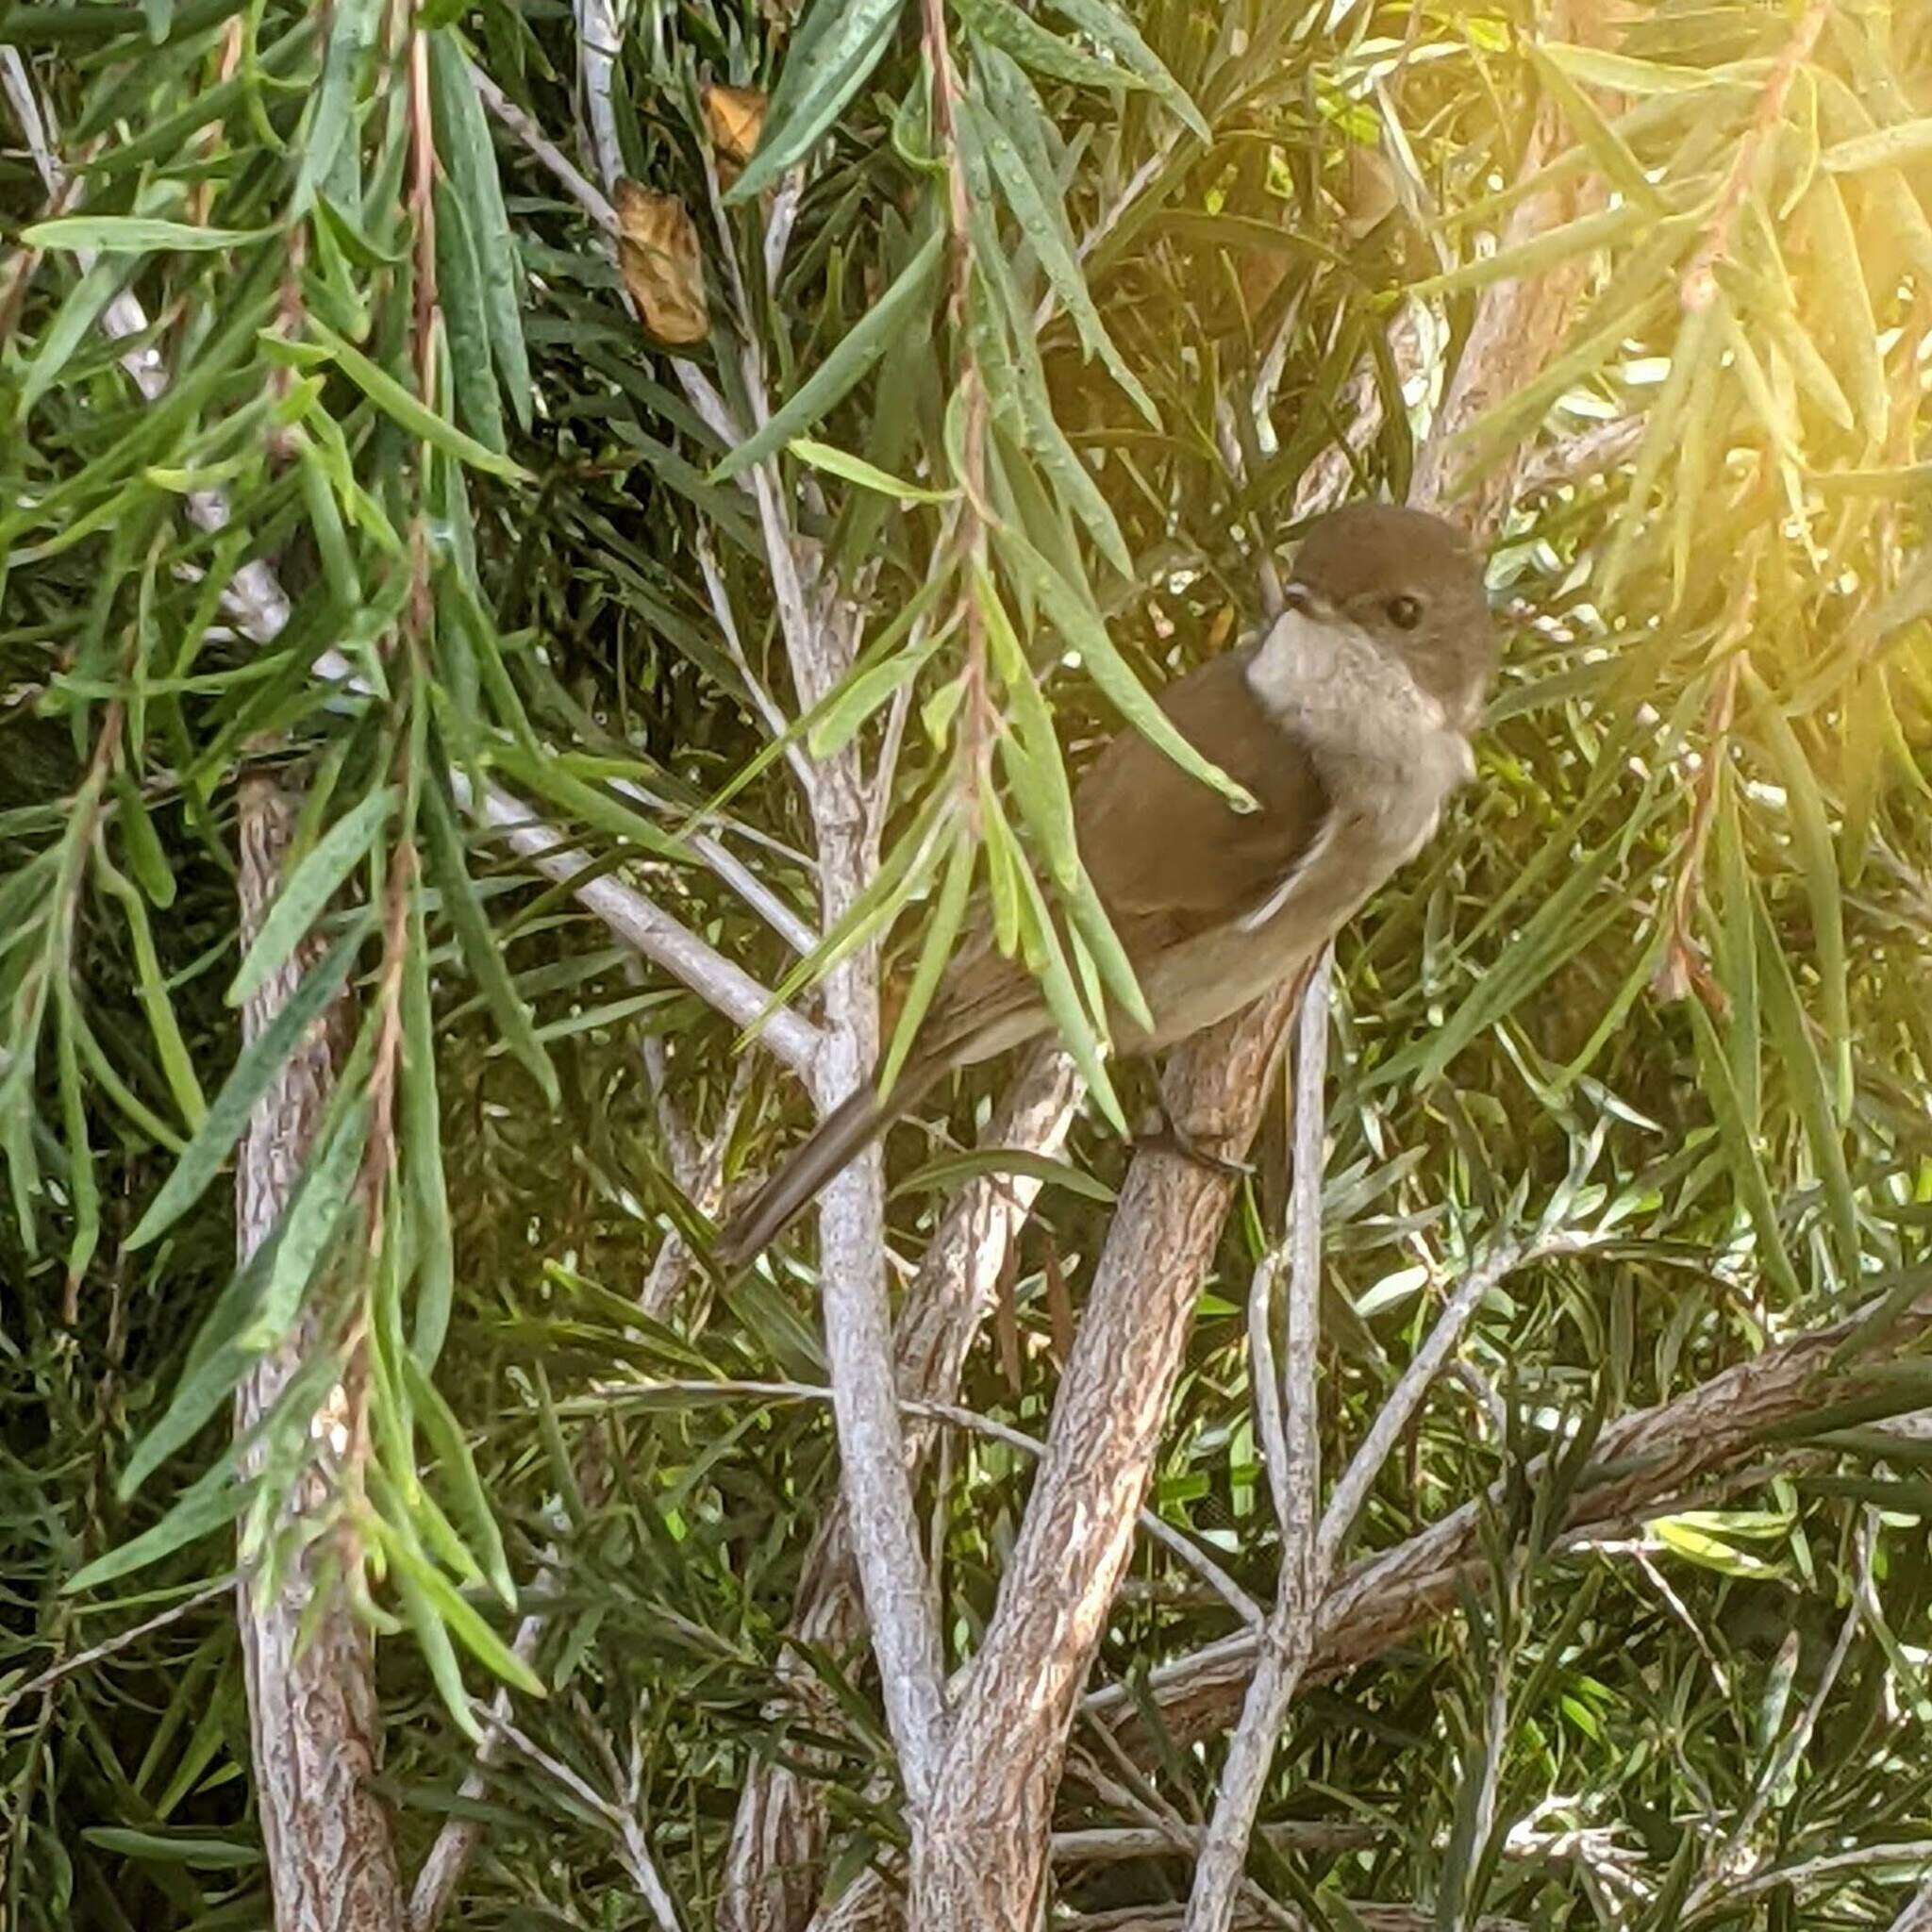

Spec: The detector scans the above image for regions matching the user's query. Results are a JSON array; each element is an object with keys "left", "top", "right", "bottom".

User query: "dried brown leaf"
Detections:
[
  {"left": 703, "top": 85, "right": 767, "bottom": 188},
  {"left": 614, "top": 179, "right": 708, "bottom": 346}
]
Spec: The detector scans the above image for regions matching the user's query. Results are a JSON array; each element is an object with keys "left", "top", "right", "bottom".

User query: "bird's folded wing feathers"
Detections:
[
  {"left": 1074, "top": 646, "right": 1333, "bottom": 945},
  {"left": 920, "top": 648, "right": 1332, "bottom": 1059}
]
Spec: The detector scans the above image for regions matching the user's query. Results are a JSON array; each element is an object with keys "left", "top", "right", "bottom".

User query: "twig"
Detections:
[
  {"left": 1089, "top": 1271, "right": 1932, "bottom": 1757},
  {"left": 1723, "top": 1841, "right": 1932, "bottom": 1907},
  {"left": 473, "top": 66, "right": 617, "bottom": 231},
  {"left": 1686, "top": 1514, "right": 1874, "bottom": 1916},
  {"left": 481, "top": 1707, "right": 684, "bottom": 1932},
  {"left": 574, "top": 0, "right": 629, "bottom": 210},
  {"left": 1677, "top": 0, "right": 1832, "bottom": 314},
  {"left": 1317, "top": 1234, "right": 1585, "bottom": 1573},
  {"left": 457, "top": 774, "right": 823, "bottom": 1074},
  {"left": 0, "top": 1578, "right": 231, "bottom": 1725}
]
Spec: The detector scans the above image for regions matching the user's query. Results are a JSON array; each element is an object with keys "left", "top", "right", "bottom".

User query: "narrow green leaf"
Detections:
[
  {"left": 93, "top": 858, "right": 206, "bottom": 1128},
  {"left": 120, "top": 1099, "right": 368, "bottom": 1500},
  {"left": 1600, "top": 298, "right": 1718, "bottom": 602},
  {"left": 1539, "top": 42, "right": 1710, "bottom": 93},
  {"left": 1746, "top": 671, "right": 1850, "bottom": 1120},
  {"left": 977, "top": 564, "right": 1076, "bottom": 886},
  {"left": 421, "top": 778, "right": 559, "bottom": 1106},
  {"left": 404, "top": 893, "right": 455, "bottom": 1369},
  {"left": 227, "top": 789, "right": 394, "bottom": 1008},
  {"left": 789, "top": 436, "right": 957, "bottom": 504},
  {"left": 402, "top": 1351, "right": 515, "bottom": 1607},
  {"left": 427, "top": 35, "right": 531, "bottom": 429},
  {"left": 960, "top": 93, "right": 1156, "bottom": 424},
  {"left": 292, "top": 0, "right": 380, "bottom": 209},
  {"left": 433, "top": 180, "right": 508, "bottom": 455},
  {"left": 956, "top": 0, "right": 1151, "bottom": 96},
  {"left": 1757, "top": 906, "right": 1858, "bottom": 1284},
  {"left": 1690, "top": 997, "right": 1803, "bottom": 1304},
  {"left": 993, "top": 525, "right": 1255, "bottom": 813},
  {"left": 126, "top": 914, "right": 369, "bottom": 1249},
  {"left": 386, "top": 1541, "right": 485, "bottom": 1740},
  {"left": 1796, "top": 176, "right": 1887, "bottom": 441},
  {"left": 382, "top": 1522, "right": 544, "bottom": 1697},
  {"left": 711, "top": 228, "right": 945, "bottom": 479},
  {"left": 69, "top": 1454, "right": 253, "bottom": 1591},
  {"left": 80, "top": 1828, "right": 260, "bottom": 1870},
  {"left": 891, "top": 1143, "right": 1114, "bottom": 1203},
  {"left": 240, "top": 1097, "right": 369, "bottom": 1352},
  {"left": 880, "top": 828, "right": 974, "bottom": 1096},
  {"left": 113, "top": 775, "right": 175, "bottom": 908},
  {"left": 22, "top": 216, "right": 273, "bottom": 252},
  {"left": 726, "top": 0, "right": 908, "bottom": 201},
  {"left": 19, "top": 255, "right": 123, "bottom": 412},
  {"left": 1530, "top": 44, "right": 1661, "bottom": 209},
  {"left": 1062, "top": 861, "right": 1152, "bottom": 1035},
  {"left": 308, "top": 317, "right": 528, "bottom": 481},
  {"left": 55, "top": 983, "right": 99, "bottom": 1292},
  {"left": 1407, "top": 202, "right": 1646, "bottom": 302},
  {"left": 1043, "top": 0, "right": 1209, "bottom": 140},
  {"left": 1822, "top": 116, "right": 1932, "bottom": 173},
  {"left": 808, "top": 625, "right": 945, "bottom": 758},
  {"left": 296, "top": 440, "right": 362, "bottom": 608}
]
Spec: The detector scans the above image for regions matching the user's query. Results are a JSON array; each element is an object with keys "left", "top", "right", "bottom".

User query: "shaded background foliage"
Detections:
[{"left": 4, "top": 0, "right": 1932, "bottom": 1926}]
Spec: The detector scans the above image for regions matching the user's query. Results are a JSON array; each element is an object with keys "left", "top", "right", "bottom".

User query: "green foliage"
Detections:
[{"left": 3, "top": 0, "right": 1932, "bottom": 1927}]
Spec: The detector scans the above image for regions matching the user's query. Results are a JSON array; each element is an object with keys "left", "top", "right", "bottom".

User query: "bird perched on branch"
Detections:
[{"left": 717, "top": 503, "right": 1496, "bottom": 1265}]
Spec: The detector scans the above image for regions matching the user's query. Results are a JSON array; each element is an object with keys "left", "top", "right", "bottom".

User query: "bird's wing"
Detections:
[
  {"left": 1074, "top": 645, "right": 1332, "bottom": 952},
  {"left": 916, "top": 645, "right": 1331, "bottom": 1064}
]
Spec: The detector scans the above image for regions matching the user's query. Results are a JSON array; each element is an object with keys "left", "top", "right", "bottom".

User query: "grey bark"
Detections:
[{"left": 234, "top": 773, "right": 408, "bottom": 1932}]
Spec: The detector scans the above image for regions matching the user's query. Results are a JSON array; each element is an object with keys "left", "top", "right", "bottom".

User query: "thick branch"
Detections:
[
  {"left": 234, "top": 777, "right": 408, "bottom": 1932},
  {"left": 909, "top": 990, "right": 1301, "bottom": 1927},
  {"left": 1091, "top": 1284, "right": 1932, "bottom": 1754}
]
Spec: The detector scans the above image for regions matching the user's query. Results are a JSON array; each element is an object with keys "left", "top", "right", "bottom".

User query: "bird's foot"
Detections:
[{"left": 1132, "top": 1109, "right": 1254, "bottom": 1181}]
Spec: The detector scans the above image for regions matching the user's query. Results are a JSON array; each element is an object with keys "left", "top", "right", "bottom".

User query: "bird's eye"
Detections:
[{"left": 1387, "top": 593, "right": 1424, "bottom": 631}]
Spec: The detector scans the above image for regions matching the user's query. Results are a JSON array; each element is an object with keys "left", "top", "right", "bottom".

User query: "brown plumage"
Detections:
[{"left": 717, "top": 504, "right": 1495, "bottom": 1266}]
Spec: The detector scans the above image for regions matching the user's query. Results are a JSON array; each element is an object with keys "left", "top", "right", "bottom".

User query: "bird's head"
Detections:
[{"left": 1282, "top": 504, "right": 1496, "bottom": 732}]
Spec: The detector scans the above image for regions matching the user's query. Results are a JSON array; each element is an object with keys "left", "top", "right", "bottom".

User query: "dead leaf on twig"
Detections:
[
  {"left": 614, "top": 179, "right": 708, "bottom": 346},
  {"left": 702, "top": 85, "right": 766, "bottom": 190}
]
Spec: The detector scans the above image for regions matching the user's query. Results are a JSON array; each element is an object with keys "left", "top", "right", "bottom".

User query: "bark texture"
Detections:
[
  {"left": 234, "top": 772, "right": 407, "bottom": 1932},
  {"left": 906, "top": 989, "right": 1300, "bottom": 1929}
]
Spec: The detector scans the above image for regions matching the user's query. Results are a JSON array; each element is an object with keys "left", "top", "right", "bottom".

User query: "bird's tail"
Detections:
[{"left": 715, "top": 1056, "right": 948, "bottom": 1267}]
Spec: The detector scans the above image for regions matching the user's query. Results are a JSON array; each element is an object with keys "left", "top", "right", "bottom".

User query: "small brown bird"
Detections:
[{"left": 718, "top": 504, "right": 1496, "bottom": 1264}]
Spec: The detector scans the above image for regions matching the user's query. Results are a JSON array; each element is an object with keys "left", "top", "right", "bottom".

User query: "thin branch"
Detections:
[
  {"left": 1677, "top": 0, "right": 1833, "bottom": 314},
  {"left": 586, "top": 1375, "right": 1260, "bottom": 1623},
  {"left": 1686, "top": 1514, "right": 1874, "bottom": 1917},
  {"left": 573, "top": 0, "right": 629, "bottom": 210},
  {"left": 721, "top": 1044, "right": 1079, "bottom": 1932},
  {"left": 473, "top": 66, "right": 617, "bottom": 232},
  {"left": 458, "top": 772, "right": 823, "bottom": 1074},
  {"left": 1184, "top": 956, "right": 1330, "bottom": 1932},
  {"left": 0, "top": 1577, "right": 232, "bottom": 1724},
  {"left": 480, "top": 1709, "right": 683, "bottom": 1932},
  {"left": 1316, "top": 1233, "right": 1586, "bottom": 1574}
]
